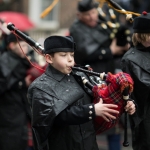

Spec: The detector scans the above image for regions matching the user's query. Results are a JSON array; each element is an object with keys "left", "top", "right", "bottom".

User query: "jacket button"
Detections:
[
  {"left": 89, "top": 116, "right": 92, "bottom": 120},
  {"left": 89, "top": 105, "right": 93, "bottom": 109},
  {"left": 89, "top": 111, "right": 93, "bottom": 114},
  {"left": 101, "top": 49, "right": 106, "bottom": 54},
  {"left": 19, "top": 81, "right": 23, "bottom": 86}
]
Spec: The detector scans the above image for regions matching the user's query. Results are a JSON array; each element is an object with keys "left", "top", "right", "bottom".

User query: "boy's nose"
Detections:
[{"left": 68, "top": 56, "right": 73, "bottom": 61}]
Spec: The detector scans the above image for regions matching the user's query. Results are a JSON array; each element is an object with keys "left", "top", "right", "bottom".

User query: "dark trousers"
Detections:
[{"left": 107, "top": 134, "right": 121, "bottom": 150}]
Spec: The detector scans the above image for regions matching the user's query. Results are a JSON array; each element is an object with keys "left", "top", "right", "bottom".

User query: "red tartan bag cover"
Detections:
[{"left": 92, "top": 72, "right": 134, "bottom": 134}]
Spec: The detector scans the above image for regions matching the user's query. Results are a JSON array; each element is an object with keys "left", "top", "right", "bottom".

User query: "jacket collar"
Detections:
[
  {"left": 45, "top": 64, "right": 67, "bottom": 81},
  {"left": 136, "top": 43, "right": 150, "bottom": 52}
]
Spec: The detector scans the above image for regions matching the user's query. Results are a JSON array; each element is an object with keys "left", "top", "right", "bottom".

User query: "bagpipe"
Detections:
[
  {"left": 72, "top": 65, "right": 134, "bottom": 147},
  {"left": 96, "top": 0, "right": 140, "bottom": 47}
]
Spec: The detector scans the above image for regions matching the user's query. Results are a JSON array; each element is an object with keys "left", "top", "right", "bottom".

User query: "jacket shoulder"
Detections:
[
  {"left": 122, "top": 47, "right": 135, "bottom": 60},
  {"left": 28, "top": 73, "right": 56, "bottom": 96},
  {"left": 70, "top": 20, "right": 86, "bottom": 33},
  {"left": 122, "top": 47, "right": 150, "bottom": 74}
]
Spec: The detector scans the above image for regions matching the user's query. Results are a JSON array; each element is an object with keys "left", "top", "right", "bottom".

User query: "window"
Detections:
[{"left": 28, "top": 0, "right": 59, "bottom": 30}]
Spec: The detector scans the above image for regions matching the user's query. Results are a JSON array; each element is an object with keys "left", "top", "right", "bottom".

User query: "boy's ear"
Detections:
[{"left": 45, "top": 54, "right": 53, "bottom": 64}]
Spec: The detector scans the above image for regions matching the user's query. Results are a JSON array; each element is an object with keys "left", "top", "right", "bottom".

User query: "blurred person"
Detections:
[
  {"left": 27, "top": 35, "right": 136, "bottom": 150},
  {"left": 69, "top": 0, "right": 129, "bottom": 74},
  {"left": 121, "top": 11, "right": 150, "bottom": 150},
  {"left": 0, "top": 33, "right": 32, "bottom": 150}
]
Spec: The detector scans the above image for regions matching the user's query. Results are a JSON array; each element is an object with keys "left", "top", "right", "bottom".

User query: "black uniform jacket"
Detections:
[
  {"left": 70, "top": 20, "right": 114, "bottom": 73},
  {"left": 28, "top": 65, "right": 99, "bottom": 150},
  {"left": 0, "top": 51, "right": 31, "bottom": 150},
  {"left": 121, "top": 44, "right": 150, "bottom": 127}
]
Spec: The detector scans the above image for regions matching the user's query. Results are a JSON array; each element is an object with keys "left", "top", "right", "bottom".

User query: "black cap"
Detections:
[
  {"left": 44, "top": 36, "right": 76, "bottom": 54},
  {"left": 78, "top": 0, "right": 99, "bottom": 12},
  {"left": 133, "top": 11, "right": 150, "bottom": 33}
]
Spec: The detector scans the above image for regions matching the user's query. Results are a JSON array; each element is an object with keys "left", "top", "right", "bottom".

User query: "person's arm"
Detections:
[
  {"left": 55, "top": 104, "right": 96, "bottom": 125},
  {"left": 55, "top": 98, "right": 120, "bottom": 125}
]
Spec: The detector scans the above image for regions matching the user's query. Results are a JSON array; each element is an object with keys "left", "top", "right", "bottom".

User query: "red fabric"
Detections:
[
  {"left": 27, "top": 63, "right": 45, "bottom": 82},
  {"left": 0, "top": 11, "right": 34, "bottom": 31},
  {"left": 27, "top": 122, "right": 33, "bottom": 147},
  {"left": 92, "top": 72, "right": 134, "bottom": 134}
]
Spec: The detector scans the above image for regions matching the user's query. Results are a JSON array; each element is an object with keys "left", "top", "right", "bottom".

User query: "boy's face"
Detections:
[
  {"left": 9, "top": 41, "right": 29, "bottom": 58},
  {"left": 46, "top": 52, "right": 75, "bottom": 74}
]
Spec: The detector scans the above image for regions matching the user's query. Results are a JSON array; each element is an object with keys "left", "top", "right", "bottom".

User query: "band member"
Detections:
[
  {"left": 0, "top": 33, "right": 32, "bottom": 150},
  {"left": 27, "top": 35, "right": 135, "bottom": 150},
  {"left": 69, "top": 0, "right": 129, "bottom": 73},
  {"left": 121, "top": 11, "right": 150, "bottom": 150}
]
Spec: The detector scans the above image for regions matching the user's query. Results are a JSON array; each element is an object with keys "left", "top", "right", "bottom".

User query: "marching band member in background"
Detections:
[
  {"left": 69, "top": 0, "right": 129, "bottom": 74},
  {"left": 121, "top": 11, "right": 150, "bottom": 150},
  {"left": 0, "top": 33, "right": 32, "bottom": 150}
]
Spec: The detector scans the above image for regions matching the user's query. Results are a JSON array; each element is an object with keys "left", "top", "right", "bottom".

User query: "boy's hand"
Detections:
[
  {"left": 124, "top": 100, "right": 136, "bottom": 115},
  {"left": 94, "top": 98, "right": 119, "bottom": 122}
]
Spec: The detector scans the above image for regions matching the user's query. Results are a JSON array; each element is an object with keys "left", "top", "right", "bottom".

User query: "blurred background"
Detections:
[
  {"left": 0, "top": 0, "right": 150, "bottom": 64},
  {"left": 0, "top": 0, "right": 150, "bottom": 150},
  {"left": 0, "top": 0, "right": 149, "bottom": 42}
]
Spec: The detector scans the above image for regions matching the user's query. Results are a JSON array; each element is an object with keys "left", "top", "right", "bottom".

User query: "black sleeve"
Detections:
[
  {"left": 55, "top": 104, "right": 96, "bottom": 125},
  {"left": 0, "top": 72, "right": 8, "bottom": 94}
]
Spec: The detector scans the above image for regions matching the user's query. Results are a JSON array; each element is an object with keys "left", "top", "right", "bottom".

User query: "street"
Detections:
[{"left": 96, "top": 130, "right": 133, "bottom": 150}]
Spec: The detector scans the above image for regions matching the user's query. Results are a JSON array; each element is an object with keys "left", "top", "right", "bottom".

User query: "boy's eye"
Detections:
[
  {"left": 61, "top": 54, "right": 66, "bottom": 56},
  {"left": 60, "top": 53, "right": 66, "bottom": 56}
]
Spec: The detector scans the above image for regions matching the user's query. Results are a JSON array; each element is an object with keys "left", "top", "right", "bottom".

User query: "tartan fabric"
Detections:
[
  {"left": 92, "top": 72, "right": 134, "bottom": 134},
  {"left": 27, "top": 122, "right": 33, "bottom": 147}
]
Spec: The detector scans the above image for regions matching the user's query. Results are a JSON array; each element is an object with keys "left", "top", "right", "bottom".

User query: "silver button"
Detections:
[
  {"left": 101, "top": 49, "right": 106, "bottom": 54},
  {"left": 19, "top": 81, "right": 23, "bottom": 86},
  {"left": 89, "top": 111, "right": 93, "bottom": 115},
  {"left": 66, "top": 89, "right": 69, "bottom": 92},
  {"left": 68, "top": 79, "right": 70, "bottom": 82},
  {"left": 89, "top": 105, "right": 93, "bottom": 109},
  {"left": 89, "top": 116, "right": 92, "bottom": 120}
]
